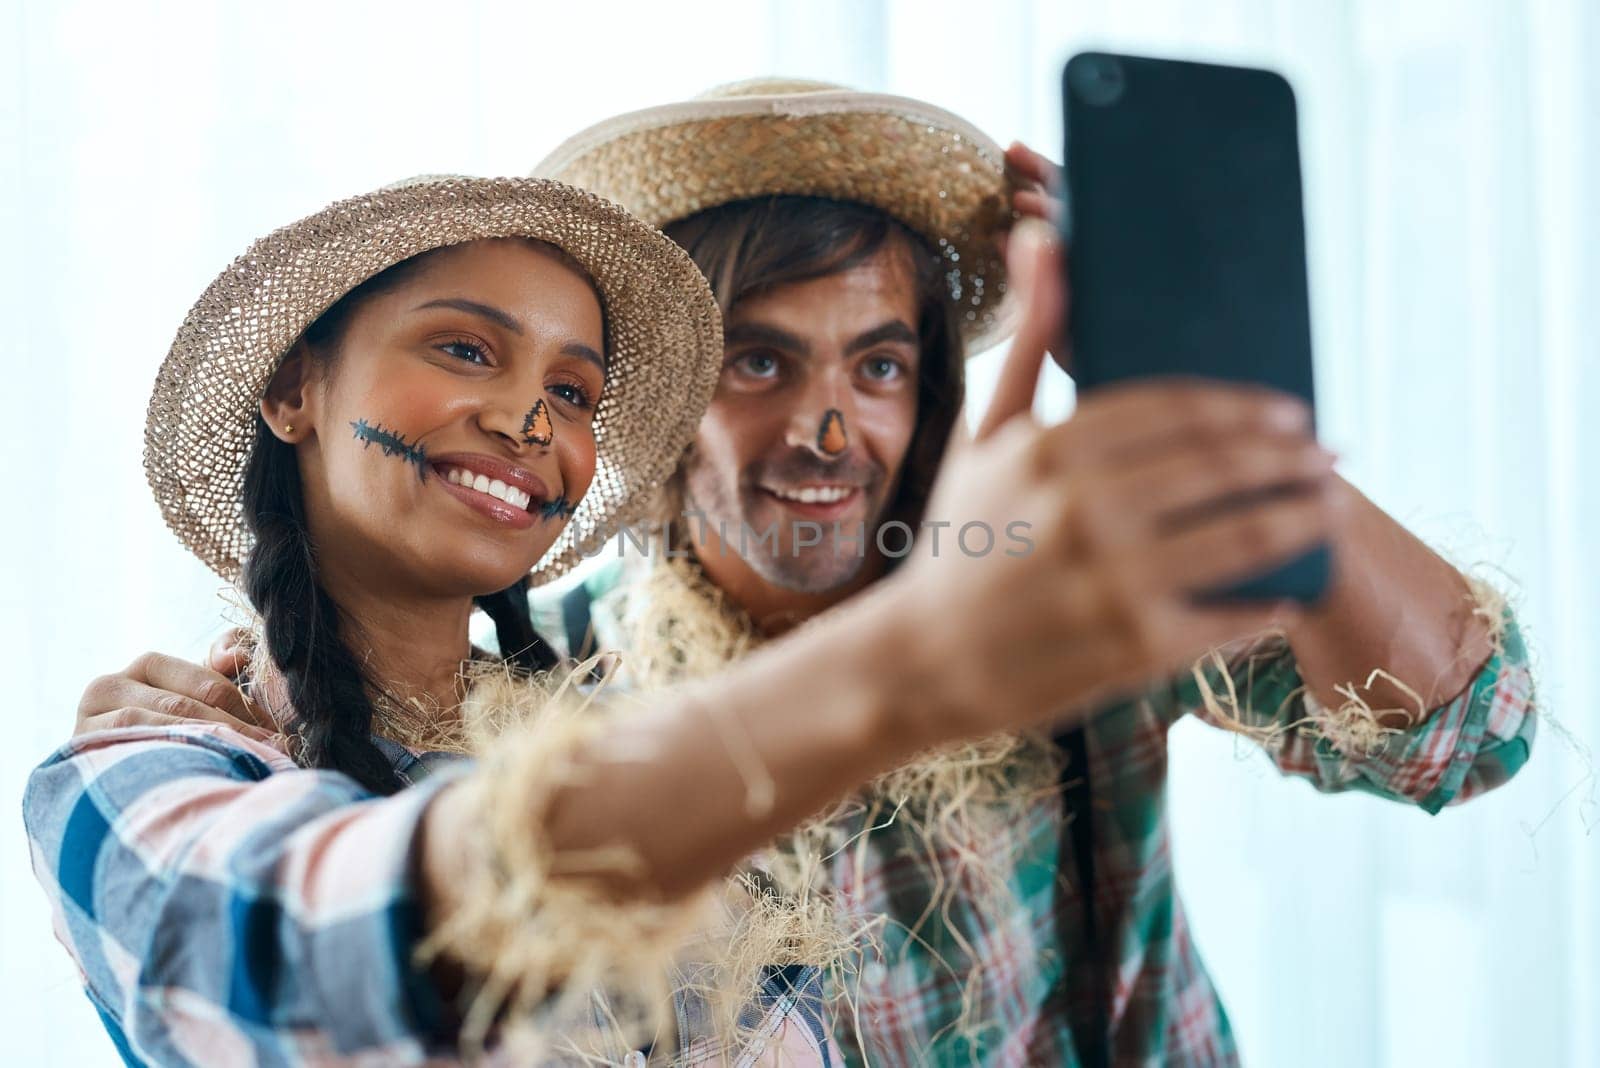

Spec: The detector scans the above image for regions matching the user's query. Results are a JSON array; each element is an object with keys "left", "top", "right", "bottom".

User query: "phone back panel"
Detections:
[{"left": 1061, "top": 53, "right": 1328, "bottom": 602}]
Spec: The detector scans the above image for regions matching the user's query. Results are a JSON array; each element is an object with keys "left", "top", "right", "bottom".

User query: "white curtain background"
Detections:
[{"left": 2, "top": 1, "right": 1594, "bottom": 1064}]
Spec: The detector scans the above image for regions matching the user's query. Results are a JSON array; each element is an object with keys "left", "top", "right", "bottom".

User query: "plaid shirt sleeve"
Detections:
[
  {"left": 22, "top": 723, "right": 461, "bottom": 1066},
  {"left": 1167, "top": 609, "right": 1536, "bottom": 814}
]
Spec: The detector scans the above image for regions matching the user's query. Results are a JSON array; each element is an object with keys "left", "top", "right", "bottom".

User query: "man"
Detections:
[{"left": 82, "top": 82, "right": 1535, "bottom": 1065}]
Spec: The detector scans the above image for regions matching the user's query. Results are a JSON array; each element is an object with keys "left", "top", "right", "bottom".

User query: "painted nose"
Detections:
[
  {"left": 477, "top": 395, "right": 552, "bottom": 453},
  {"left": 816, "top": 409, "right": 848, "bottom": 456},
  {"left": 520, "top": 398, "right": 553, "bottom": 448},
  {"left": 786, "top": 404, "right": 851, "bottom": 458},
  {"left": 786, "top": 372, "right": 854, "bottom": 458}
]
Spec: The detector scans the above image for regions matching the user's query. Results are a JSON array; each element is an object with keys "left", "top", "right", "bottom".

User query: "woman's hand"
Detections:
[
  {"left": 74, "top": 645, "right": 281, "bottom": 746},
  {"left": 894, "top": 223, "right": 1345, "bottom": 743}
]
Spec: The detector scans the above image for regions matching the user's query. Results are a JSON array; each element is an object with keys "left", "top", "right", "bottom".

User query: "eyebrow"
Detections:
[
  {"left": 723, "top": 319, "right": 919, "bottom": 359},
  {"left": 414, "top": 298, "right": 524, "bottom": 336},
  {"left": 724, "top": 321, "right": 809, "bottom": 356},
  {"left": 561, "top": 342, "right": 608, "bottom": 375},
  {"left": 417, "top": 298, "right": 607, "bottom": 374},
  {"left": 844, "top": 320, "right": 919, "bottom": 355}
]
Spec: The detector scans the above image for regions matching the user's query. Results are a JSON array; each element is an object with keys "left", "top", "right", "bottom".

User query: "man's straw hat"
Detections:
[{"left": 535, "top": 79, "right": 1018, "bottom": 352}]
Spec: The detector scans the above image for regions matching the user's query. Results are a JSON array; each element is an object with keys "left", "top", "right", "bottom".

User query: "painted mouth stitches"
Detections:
[{"left": 350, "top": 419, "right": 428, "bottom": 478}]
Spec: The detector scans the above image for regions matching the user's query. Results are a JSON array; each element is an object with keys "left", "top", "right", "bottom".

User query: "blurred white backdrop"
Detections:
[{"left": 2, "top": 0, "right": 1595, "bottom": 1064}]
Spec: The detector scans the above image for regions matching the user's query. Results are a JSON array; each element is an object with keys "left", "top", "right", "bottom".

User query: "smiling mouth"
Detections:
[
  {"left": 761, "top": 484, "right": 860, "bottom": 505},
  {"left": 439, "top": 464, "right": 537, "bottom": 512}
]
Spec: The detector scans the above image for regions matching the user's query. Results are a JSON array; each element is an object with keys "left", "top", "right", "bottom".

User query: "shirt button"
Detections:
[
  {"left": 861, "top": 961, "right": 889, "bottom": 987},
  {"left": 624, "top": 1052, "right": 646, "bottom": 1068}
]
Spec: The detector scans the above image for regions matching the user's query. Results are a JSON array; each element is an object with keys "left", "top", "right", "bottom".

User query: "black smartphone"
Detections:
[{"left": 1060, "top": 51, "right": 1330, "bottom": 604}]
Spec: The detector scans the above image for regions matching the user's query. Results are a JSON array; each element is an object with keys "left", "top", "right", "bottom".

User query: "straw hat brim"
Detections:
[
  {"left": 534, "top": 90, "right": 1019, "bottom": 352},
  {"left": 145, "top": 176, "right": 723, "bottom": 586}
]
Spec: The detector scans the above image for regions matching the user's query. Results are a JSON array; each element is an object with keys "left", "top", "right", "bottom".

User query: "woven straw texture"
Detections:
[
  {"left": 534, "top": 80, "right": 1018, "bottom": 352},
  {"left": 145, "top": 176, "right": 723, "bottom": 585}
]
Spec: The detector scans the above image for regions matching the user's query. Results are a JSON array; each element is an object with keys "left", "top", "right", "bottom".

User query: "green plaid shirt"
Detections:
[{"left": 530, "top": 562, "right": 1536, "bottom": 1066}]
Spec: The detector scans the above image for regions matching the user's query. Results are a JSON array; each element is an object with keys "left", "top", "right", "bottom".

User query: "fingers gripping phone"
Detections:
[{"left": 1060, "top": 51, "right": 1330, "bottom": 604}]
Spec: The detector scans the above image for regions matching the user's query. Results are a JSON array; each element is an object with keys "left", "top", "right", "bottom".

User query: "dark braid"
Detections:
[
  {"left": 237, "top": 240, "right": 570, "bottom": 795},
  {"left": 473, "top": 579, "right": 562, "bottom": 673},
  {"left": 242, "top": 428, "right": 406, "bottom": 795}
]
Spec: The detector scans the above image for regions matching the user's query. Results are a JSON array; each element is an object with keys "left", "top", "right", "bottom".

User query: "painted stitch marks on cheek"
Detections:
[
  {"left": 818, "top": 408, "right": 848, "bottom": 456},
  {"left": 521, "top": 399, "right": 553, "bottom": 448},
  {"left": 539, "top": 496, "right": 577, "bottom": 521},
  {"left": 350, "top": 419, "right": 429, "bottom": 480}
]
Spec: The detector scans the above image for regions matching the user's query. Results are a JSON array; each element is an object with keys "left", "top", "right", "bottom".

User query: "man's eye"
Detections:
[
  {"left": 440, "top": 340, "right": 489, "bottom": 365},
  {"left": 736, "top": 352, "right": 780, "bottom": 378},
  {"left": 863, "top": 356, "right": 904, "bottom": 381}
]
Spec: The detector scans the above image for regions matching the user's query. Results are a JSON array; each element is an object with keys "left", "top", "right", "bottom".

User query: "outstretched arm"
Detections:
[
  {"left": 1172, "top": 591, "right": 1534, "bottom": 813},
  {"left": 1286, "top": 476, "right": 1499, "bottom": 723}
]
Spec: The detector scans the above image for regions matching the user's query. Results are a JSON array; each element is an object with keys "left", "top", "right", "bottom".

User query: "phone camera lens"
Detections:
[{"left": 1069, "top": 55, "right": 1126, "bottom": 106}]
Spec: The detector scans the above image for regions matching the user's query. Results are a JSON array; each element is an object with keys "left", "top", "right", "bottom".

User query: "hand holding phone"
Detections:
[{"left": 1060, "top": 51, "right": 1331, "bottom": 604}]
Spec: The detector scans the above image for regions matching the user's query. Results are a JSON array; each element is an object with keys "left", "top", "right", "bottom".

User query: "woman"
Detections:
[{"left": 26, "top": 174, "right": 745, "bottom": 1064}]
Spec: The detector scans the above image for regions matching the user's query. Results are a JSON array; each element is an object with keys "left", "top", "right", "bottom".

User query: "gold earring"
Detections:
[{"left": 284, "top": 424, "right": 294, "bottom": 434}]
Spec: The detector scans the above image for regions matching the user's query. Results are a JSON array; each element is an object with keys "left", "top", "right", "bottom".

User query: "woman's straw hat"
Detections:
[
  {"left": 145, "top": 176, "right": 722, "bottom": 585},
  {"left": 534, "top": 79, "right": 1018, "bottom": 352}
]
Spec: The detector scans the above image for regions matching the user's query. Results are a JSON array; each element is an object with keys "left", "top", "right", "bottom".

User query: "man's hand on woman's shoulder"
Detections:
[{"left": 75, "top": 641, "right": 281, "bottom": 748}]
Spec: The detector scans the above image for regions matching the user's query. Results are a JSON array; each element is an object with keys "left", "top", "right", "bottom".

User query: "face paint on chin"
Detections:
[{"left": 350, "top": 419, "right": 428, "bottom": 480}]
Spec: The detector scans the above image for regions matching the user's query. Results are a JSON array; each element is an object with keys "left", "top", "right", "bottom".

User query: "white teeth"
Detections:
[
  {"left": 771, "top": 485, "right": 852, "bottom": 504},
  {"left": 442, "top": 467, "right": 534, "bottom": 511}
]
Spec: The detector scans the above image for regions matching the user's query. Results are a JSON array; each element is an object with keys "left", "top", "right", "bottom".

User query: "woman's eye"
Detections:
[
  {"left": 863, "top": 356, "right": 905, "bottom": 381},
  {"left": 440, "top": 340, "right": 489, "bottom": 366},
  {"left": 550, "top": 382, "right": 593, "bottom": 409}
]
